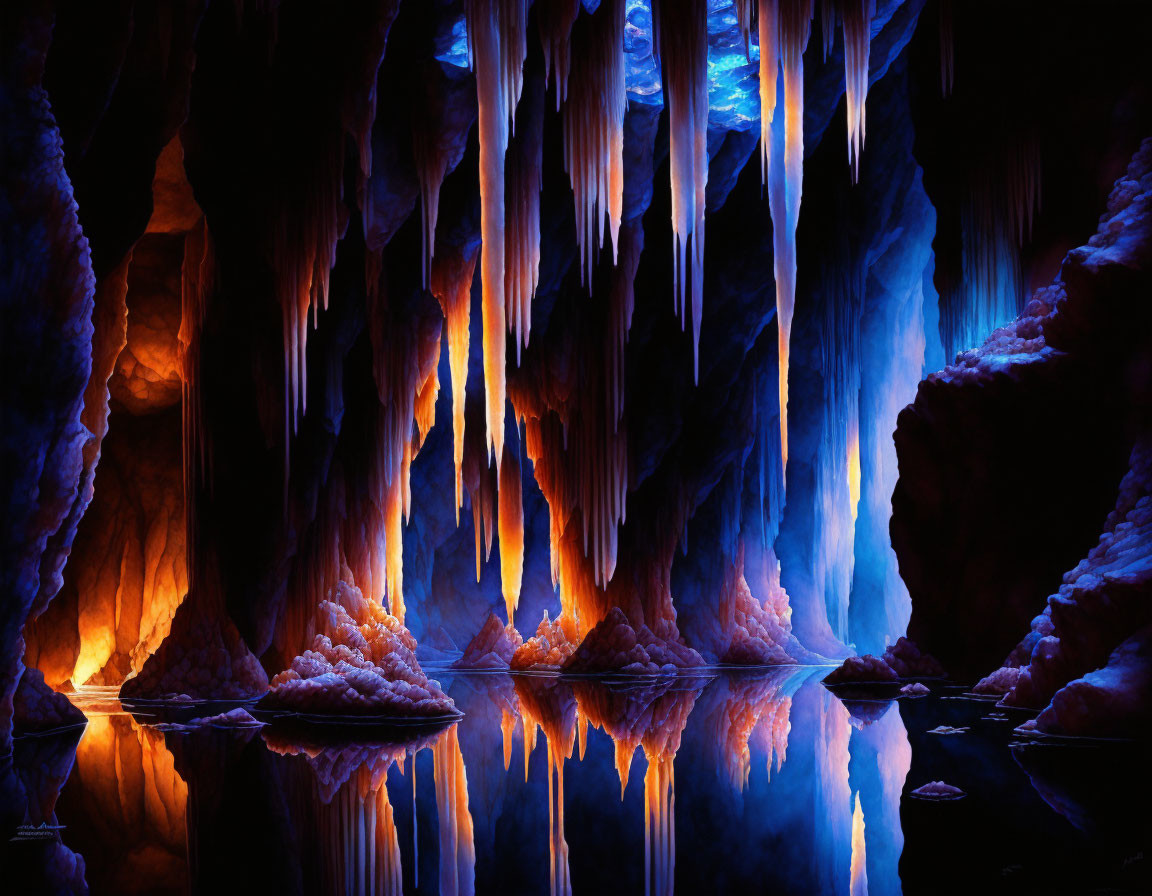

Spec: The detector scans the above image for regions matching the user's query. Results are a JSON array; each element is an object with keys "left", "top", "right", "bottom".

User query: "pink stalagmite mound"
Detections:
[
  {"left": 510, "top": 611, "right": 580, "bottom": 671},
  {"left": 973, "top": 666, "right": 1021, "bottom": 696},
  {"left": 910, "top": 781, "right": 965, "bottom": 800},
  {"left": 561, "top": 608, "right": 705, "bottom": 675},
  {"left": 262, "top": 582, "right": 456, "bottom": 718},
  {"left": 824, "top": 655, "right": 899, "bottom": 685},
  {"left": 454, "top": 612, "right": 523, "bottom": 669},
  {"left": 881, "top": 637, "right": 945, "bottom": 678},
  {"left": 717, "top": 561, "right": 821, "bottom": 665}
]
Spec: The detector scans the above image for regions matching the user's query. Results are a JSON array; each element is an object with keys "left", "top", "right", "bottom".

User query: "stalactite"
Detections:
[
  {"left": 841, "top": 0, "right": 875, "bottom": 183},
  {"left": 762, "top": 0, "right": 813, "bottom": 482},
  {"left": 365, "top": 267, "right": 444, "bottom": 624},
  {"left": 564, "top": 0, "right": 627, "bottom": 286},
  {"left": 433, "top": 725, "right": 477, "bottom": 896},
  {"left": 466, "top": 0, "right": 529, "bottom": 466},
  {"left": 939, "top": 0, "right": 954, "bottom": 97},
  {"left": 431, "top": 245, "right": 480, "bottom": 524},
  {"left": 941, "top": 136, "right": 1041, "bottom": 360},
  {"left": 505, "top": 63, "right": 544, "bottom": 362},
  {"left": 498, "top": 439, "right": 525, "bottom": 625},
  {"left": 537, "top": 0, "right": 580, "bottom": 110},
  {"left": 819, "top": 0, "right": 837, "bottom": 61},
  {"left": 463, "top": 391, "right": 498, "bottom": 581},
  {"left": 655, "top": 0, "right": 709, "bottom": 382}
]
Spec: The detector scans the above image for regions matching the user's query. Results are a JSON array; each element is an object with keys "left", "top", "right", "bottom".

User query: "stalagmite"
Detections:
[
  {"left": 498, "top": 439, "right": 525, "bottom": 625},
  {"left": 466, "top": 0, "right": 529, "bottom": 466},
  {"left": 842, "top": 0, "right": 875, "bottom": 182},
  {"left": 564, "top": 0, "right": 627, "bottom": 285},
  {"left": 505, "top": 65, "right": 544, "bottom": 361},
  {"left": 431, "top": 246, "right": 480, "bottom": 522},
  {"left": 656, "top": 0, "right": 709, "bottom": 382},
  {"left": 537, "top": 0, "right": 581, "bottom": 109}
]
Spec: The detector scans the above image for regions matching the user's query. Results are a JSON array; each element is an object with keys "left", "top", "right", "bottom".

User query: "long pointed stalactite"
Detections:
[
  {"left": 656, "top": 0, "right": 710, "bottom": 383},
  {"left": 842, "top": 0, "right": 875, "bottom": 183},
  {"left": 466, "top": 0, "right": 529, "bottom": 467},
  {"left": 431, "top": 245, "right": 480, "bottom": 523}
]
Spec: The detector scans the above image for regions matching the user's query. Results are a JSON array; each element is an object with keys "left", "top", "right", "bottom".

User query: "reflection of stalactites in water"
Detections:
[
  {"left": 644, "top": 754, "right": 675, "bottom": 896},
  {"left": 850, "top": 790, "right": 868, "bottom": 896},
  {"left": 546, "top": 738, "right": 572, "bottom": 896},
  {"left": 433, "top": 725, "right": 477, "bottom": 896},
  {"left": 318, "top": 766, "right": 404, "bottom": 896}
]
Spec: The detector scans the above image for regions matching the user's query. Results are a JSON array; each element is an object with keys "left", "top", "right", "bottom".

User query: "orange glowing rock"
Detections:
[{"left": 510, "top": 610, "right": 580, "bottom": 671}]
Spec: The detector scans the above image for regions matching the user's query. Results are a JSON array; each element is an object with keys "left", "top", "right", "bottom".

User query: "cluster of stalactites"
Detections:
[
  {"left": 431, "top": 246, "right": 479, "bottom": 524},
  {"left": 276, "top": 147, "right": 349, "bottom": 453},
  {"left": 365, "top": 267, "right": 444, "bottom": 625},
  {"left": 841, "top": 0, "right": 875, "bottom": 183},
  {"left": 538, "top": 0, "right": 581, "bottom": 109},
  {"left": 563, "top": 0, "right": 627, "bottom": 287},
  {"left": 655, "top": 0, "right": 710, "bottom": 384},
  {"left": 466, "top": 0, "right": 529, "bottom": 467},
  {"left": 506, "top": 65, "right": 544, "bottom": 363}
]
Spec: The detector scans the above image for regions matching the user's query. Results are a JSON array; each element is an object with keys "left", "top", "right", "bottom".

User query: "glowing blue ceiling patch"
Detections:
[{"left": 436, "top": 1, "right": 761, "bottom": 132}]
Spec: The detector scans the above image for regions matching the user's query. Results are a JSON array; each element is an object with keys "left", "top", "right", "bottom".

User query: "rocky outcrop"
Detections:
[
  {"left": 893, "top": 139, "right": 1152, "bottom": 682},
  {"left": 454, "top": 612, "right": 523, "bottom": 670}
]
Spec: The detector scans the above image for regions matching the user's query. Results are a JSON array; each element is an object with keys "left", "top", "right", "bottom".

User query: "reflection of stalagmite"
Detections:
[
  {"left": 850, "top": 791, "right": 868, "bottom": 896},
  {"left": 515, "top": 678, "right": 578, "bottom": 896},
  {"left": 66, "top": 712, "right": 189, "bottom": 890},
  {"left": 574, "top": 679, "right": 701, "bottom": 896},
  {"left": 433, "top": 725, "right": 477, "bottom": 896}
]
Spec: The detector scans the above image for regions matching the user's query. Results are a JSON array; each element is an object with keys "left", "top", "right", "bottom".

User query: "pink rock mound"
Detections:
[
  {"left": 718, "top": 567, "right": 819, "bottom": 665},
  {"left": 121, "top": 601, "right": 269, "bottom": 700},
  {"left": 13, "top": 667, "right": 85, "bottom": 732},
  {"left": 900, "top": 682, "right": 930, "bottom": 697},
  {"left": 262, "top": 582, "right": 456, "bottom": 718},
  {"left": 973, "top": 666, "right": 1021, "bottom": 696},
  {"left": 824, "top": 655, "right": 899, "bottom": 685},
  {"left": 561, "top": 608, "right": 705, "bottom": 674},
  {"left": 454, "top": 612, "right": 523, "bottom": 669},
  {"left": 911, "top": 781, "right": 965, "bottom": 800},
  {"left": 882, "top": 637, "right": 945, "bottom": 678},
  {"left": 191, "top": 707, "right": 265, "bottom": 727},
  {"left": 510, "top": 610, "right": 580, "bottom": 671}
]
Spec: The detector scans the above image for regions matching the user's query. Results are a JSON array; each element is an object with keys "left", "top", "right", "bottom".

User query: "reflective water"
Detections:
[{"left": 4, "top": 670, "right": 1149, "bottom": 894}]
